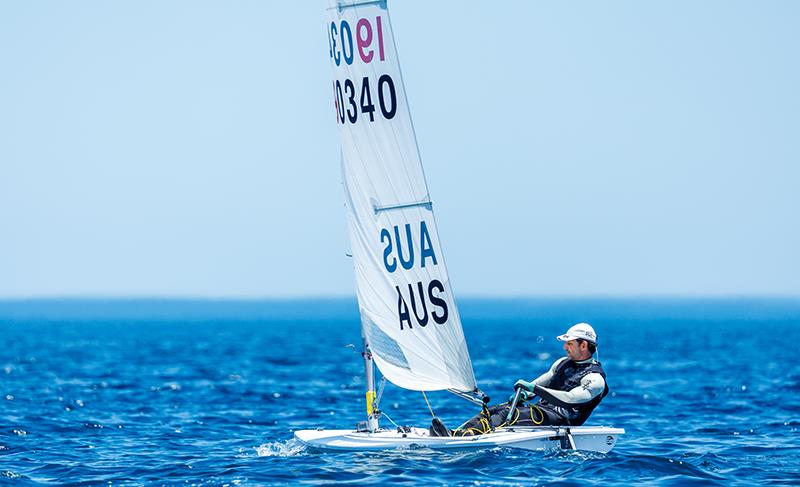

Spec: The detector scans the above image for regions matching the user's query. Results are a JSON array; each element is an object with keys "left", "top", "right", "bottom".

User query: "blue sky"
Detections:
[{"left": 1, "top": 1, "right": 798, "bottom": 298}]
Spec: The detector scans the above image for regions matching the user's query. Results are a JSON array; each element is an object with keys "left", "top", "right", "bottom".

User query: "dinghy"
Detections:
[
  {"left": 295, "top": 0, "right": 624, "bottom": 453},
  {"left": 296, "top": 426, "right": 624, "bottom": 453}
]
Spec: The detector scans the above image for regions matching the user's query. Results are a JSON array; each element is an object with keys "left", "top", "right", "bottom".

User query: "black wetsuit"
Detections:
[{"left": 453, "top": 357, "right": 608, "bottom": 436}]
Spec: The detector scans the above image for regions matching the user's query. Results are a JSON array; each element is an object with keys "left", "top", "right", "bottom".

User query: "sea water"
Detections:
[{"left": 1, "top": 298, "right": 799, "bottom": 485}]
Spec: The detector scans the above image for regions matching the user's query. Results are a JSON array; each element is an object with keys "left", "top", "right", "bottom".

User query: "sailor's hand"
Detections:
[
  {"left": 508, "top": 389, "right": 535, "bottom": 404},
  {"left": 514, "top": 379, "right": 534, "bottom": 392}
]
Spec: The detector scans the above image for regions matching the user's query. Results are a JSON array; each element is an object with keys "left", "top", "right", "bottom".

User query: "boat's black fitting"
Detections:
[{"left": 429, "top": 417, "right": 451, "bottom": 437}]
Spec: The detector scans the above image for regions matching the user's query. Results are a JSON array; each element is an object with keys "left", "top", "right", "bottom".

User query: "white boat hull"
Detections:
[{"left": 295, "top": 425, "right": 624, "bottom": 453}]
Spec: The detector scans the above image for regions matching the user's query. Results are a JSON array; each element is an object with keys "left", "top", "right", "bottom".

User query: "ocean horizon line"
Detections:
[
  {"left": 2, "top": 294, "right": 799, "bottom": 302},
  {"left": 2, "top": 295, "right": 799, "bottom": 323}
]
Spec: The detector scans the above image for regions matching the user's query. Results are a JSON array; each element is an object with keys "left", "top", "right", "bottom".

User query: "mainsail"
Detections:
[{"left": 326, "top": 0, "right": 476, "bottom": 392}]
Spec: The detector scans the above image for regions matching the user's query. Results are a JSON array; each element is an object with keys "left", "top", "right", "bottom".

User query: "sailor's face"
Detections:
[{"left": 563, "top": 339, "right": 584, "bottom": 360}]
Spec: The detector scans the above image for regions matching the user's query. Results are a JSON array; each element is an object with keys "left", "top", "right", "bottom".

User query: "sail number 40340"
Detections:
[{"left": 334, "top": 75, "right": 397, "bottom": 125}]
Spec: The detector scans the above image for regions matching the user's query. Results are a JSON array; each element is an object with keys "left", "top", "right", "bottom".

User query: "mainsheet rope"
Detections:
[{"left": 421, "top": 390, "right": 435, "bottom": 418}]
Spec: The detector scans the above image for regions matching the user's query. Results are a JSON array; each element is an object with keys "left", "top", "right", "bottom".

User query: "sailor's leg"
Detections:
[
  {"left": 512, "top": 404, "right": 567, "bottom": 426},
  {"left": 452, "top": 404, "right": 508, "bottom": 436}
]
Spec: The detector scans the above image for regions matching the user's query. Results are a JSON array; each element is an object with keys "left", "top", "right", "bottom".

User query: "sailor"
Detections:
[{"left": 430, "top": 322, "right": 609, "bottom": 437}]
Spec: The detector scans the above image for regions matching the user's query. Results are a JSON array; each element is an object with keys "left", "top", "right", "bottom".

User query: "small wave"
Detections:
[
  {"left": 1, "top": 471, "right": 26, "bottom": 479},
  {"left": 542, "top": 448, "right": 608, "bottom": 462},
  {"left": 255, "top": 439, "right": 306, "bottom": 457}
]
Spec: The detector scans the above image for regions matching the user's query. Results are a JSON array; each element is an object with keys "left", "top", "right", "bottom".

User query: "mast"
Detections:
[{"left": 363, "top": 341, "right": 379, "bottom": 431}]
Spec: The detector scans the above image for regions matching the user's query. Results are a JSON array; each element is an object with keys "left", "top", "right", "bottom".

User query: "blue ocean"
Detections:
[{"left": 1, "top": 298, "right": 799, "bottom": 485}]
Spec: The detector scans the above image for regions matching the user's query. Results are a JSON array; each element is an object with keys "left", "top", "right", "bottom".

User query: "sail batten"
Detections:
[{"left": 327, "top": 0, "right": 476, "bottom": 392}]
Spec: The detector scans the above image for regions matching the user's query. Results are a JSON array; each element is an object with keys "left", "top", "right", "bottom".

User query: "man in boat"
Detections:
[{"left": 430, "top": 323, "right": 609, "bottom": 437}]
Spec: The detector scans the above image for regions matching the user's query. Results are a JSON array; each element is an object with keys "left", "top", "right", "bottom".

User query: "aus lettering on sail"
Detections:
[{"left": 380, "top": 221, "right": 448, "bottom": 331}]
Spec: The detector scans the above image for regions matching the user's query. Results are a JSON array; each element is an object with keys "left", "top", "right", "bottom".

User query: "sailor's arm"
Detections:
[
  {"left": 532, "top": 357, "right": 567, "bottom": 387},
  {"left": 533, "top": 372, "right": 606, "bottom": 407},
  {"left": 513, "top": 358, "right": 567, "bottom": 397}
]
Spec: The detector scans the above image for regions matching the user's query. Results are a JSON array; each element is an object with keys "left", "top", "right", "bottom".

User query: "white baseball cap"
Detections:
[{"left": 556, "top": 322, "right": 597, "bottom": 344}]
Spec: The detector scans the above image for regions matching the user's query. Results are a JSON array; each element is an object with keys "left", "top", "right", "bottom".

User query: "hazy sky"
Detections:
[{"left": 1, "top": 1, "right": 798, "bottom": 298}]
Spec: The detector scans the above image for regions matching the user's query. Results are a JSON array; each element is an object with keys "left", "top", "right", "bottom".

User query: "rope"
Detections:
[
  {"left": 421, "top": 390, "right": 435, "bottom": 418},
  {"left": 381, "top": 410, "right": 401, "bottom": 430},
  {"left": 530, "top": 405, "right": 544, "bottom": 425},
  {"left": 482, "top": 402, "right": 494, "bottom": 433}
]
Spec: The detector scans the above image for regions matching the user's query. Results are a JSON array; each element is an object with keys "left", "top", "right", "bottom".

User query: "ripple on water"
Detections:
[{"left": 255, "top": 439, "right": 306, "bottom": 457}]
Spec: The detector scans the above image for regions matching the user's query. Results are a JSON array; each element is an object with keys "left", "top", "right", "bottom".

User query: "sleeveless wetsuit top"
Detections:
[{"left": 539, "top": 359, "right": 609, "bottom": 426}]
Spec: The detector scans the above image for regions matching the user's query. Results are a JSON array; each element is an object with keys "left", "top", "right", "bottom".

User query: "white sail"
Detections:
[{"left": 326, "top": 0, "right": 476, "bottom": 392}]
